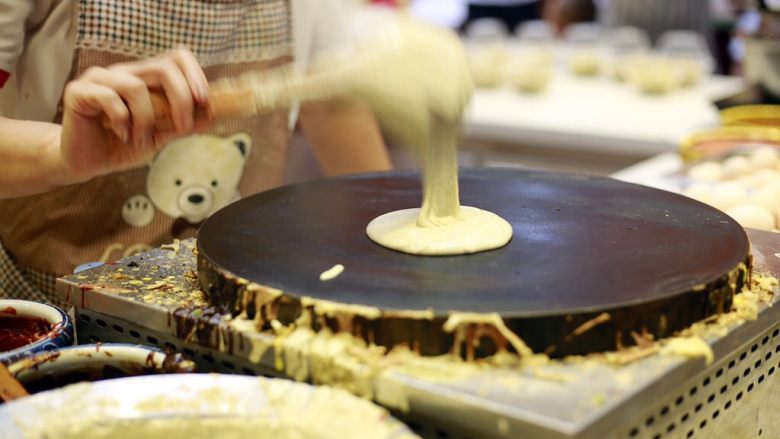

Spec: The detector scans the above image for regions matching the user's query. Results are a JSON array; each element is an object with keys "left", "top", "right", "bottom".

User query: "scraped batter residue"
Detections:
[{"left": 319, "top": 264, "right": 345, "bottom": 282}]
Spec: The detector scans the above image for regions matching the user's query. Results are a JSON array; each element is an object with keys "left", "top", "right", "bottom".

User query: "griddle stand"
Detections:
[{"left": 58, "top": 232, "right": 780, "bottom": 439}]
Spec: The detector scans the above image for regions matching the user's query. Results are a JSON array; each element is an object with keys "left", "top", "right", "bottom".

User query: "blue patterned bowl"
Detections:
[
  {"left": 0, "top": 299, "right": 74, "bottom": 364},
  {"left": 5, "top": 343, "right": 194, "bottom": 394}
]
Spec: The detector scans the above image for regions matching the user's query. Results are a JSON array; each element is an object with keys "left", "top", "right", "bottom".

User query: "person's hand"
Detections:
[{"left": 59, "top": 48, "right": 209, "bottom": 182}]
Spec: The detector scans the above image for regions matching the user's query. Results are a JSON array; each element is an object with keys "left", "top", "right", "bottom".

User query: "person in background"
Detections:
[
  {"left": 600, "top": 0, "right": 758, "bottom": 74},
  {"left": 462, "top": 0, "right": 543, "bottom": 33},
  {"left": 601, "top": 0, "right": 713, "bottom": 44},
  {"left": 727, "top": 1, "right": 761, "bottom": 75},
  {"left": 0, "top": 0, "right": 392, "bottom": 304},
  {"left": 550, "top": 0, "right": 597, "bottom": 36}
]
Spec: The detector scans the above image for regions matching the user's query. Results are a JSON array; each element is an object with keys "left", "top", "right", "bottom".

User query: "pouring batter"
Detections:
[
  {"left": 365, "top": 120, "right": 513, "bottom": 255},
  {"left": 337, "top": 16, "right": 514, "bottom": 255}
]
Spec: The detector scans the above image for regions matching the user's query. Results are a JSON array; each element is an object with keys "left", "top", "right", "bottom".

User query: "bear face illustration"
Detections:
[{"left": 146, "top": 133, "right": 251, "bottom": 224}]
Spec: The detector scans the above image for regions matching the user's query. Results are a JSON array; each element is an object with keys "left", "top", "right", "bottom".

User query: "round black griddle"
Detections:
[{"left": 198, "top": 168, "right": 750, "bottom": 356}]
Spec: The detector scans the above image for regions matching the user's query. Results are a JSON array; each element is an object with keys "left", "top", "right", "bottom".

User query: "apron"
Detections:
[{"left": 0, "top": 0, "right": 293, "bottom": 304}]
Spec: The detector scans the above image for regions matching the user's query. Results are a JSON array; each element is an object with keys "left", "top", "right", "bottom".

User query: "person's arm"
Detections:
[
  {"left": 0, "top": 48, "right": 209, "bottom": 199},
  {"left": 299, "top": 98, "right": 392, "bottom": 176},
  {"left": 293, "top": 0, "right": 393, "bottom": 176},
  {"left": 0, "top": 117, "right": 72, "bottom": 198}
]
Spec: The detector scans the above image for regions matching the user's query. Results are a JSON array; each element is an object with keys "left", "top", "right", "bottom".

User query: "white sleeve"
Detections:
[
  {"left": 292, "top": 0, "right": 399, "bottom": 73},
  {"left": 292, "top": 0, "right": 355, "bottom": 75},
  {"left": 0, "top": 0, "right": 33, "bottom": 75},
  {"left": 289, "top": 0, "right": 390, "bottom": 128}
]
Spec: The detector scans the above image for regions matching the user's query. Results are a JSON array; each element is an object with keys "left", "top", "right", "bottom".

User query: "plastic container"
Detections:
[
  {"left": 679, "top": 126, "right": 780, "bottom": 163},
  {"left": 720, "top": 105, "right": 780, "bottom": 128}
]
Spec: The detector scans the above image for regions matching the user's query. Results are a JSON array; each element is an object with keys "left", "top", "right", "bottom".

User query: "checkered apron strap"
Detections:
[
  {"left": 75, "top": 0, "right": 292, "bottom": 67},
  {"left": 0, "top": 241, "right": 51, "bottom": 304}
]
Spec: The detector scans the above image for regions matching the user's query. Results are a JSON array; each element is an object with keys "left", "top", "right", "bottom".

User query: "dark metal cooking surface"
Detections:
[{"left": 198, "top": 168, "right": 749, "bottom": 317}]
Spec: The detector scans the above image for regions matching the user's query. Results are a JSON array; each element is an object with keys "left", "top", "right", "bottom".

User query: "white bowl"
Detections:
[{"left": 0, "top": 374, "right": 419, "bottom": 439}]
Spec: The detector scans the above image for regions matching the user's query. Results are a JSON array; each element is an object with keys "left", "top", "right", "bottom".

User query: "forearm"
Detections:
[
  {"left": 0, "top": 117, "right": 79, "bottom": 199},
  {"left": 299, "top": 99, "right": 392, "bottom": 176}
]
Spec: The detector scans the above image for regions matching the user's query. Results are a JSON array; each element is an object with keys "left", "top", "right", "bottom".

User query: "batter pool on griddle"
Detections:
[{"left": 366, "top": 121, "right": 513, "bottom": 256}]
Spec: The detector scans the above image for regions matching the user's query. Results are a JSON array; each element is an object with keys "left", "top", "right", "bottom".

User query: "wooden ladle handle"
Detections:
[
  {"left": 101, "top": 87, "right": 255, "bottom": 134},
  {"left": 0, "top": 363, "right": 28, "bottom": 402}
]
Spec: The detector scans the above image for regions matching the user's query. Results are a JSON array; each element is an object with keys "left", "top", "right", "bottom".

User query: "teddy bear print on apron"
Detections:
[
  {"left": 121, "top": 132, "right": 251, "bottom": 239},
  {"left": 0, "top": 0, "right": 294, "bottom": 281}
]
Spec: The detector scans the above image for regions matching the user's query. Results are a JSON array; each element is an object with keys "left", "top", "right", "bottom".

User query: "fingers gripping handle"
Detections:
[{"left": 101, "top": 88, "right": 253, "bottom": 140}]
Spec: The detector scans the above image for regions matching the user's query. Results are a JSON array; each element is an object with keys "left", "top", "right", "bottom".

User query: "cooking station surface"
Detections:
[{"left": 57, "top": 170, "right": 780, "bottom": 439}]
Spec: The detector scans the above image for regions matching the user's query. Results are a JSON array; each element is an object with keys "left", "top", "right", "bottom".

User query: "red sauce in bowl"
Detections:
[{"left": 0, "top": 316, "right": 52, "bottom": 352}]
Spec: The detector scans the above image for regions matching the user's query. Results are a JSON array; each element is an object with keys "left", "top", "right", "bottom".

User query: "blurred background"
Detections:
[{"left": 285, "top": 0, "right": 780, "bottom": 231}]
